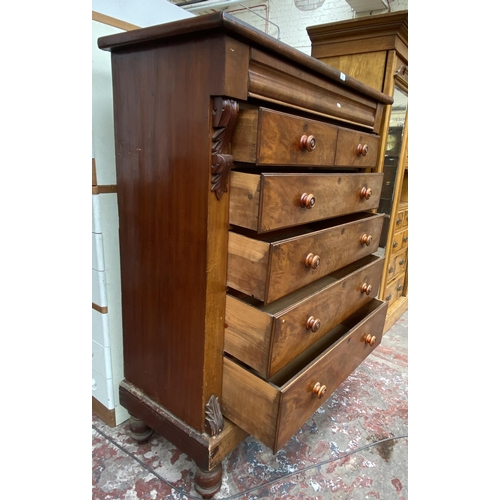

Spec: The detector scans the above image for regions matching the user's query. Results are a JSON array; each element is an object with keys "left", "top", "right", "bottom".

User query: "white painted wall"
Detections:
[{"left": 92, "top": 0, "right": 194, "bottom": 27}]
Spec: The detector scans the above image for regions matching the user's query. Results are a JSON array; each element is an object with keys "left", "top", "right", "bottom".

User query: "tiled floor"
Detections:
[{"left": 92, "top": 311, "right": 408, "bottom": 500}]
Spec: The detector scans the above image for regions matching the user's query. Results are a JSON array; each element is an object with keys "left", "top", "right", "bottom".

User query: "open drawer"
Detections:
[
  {"left": 222, "top": 298, "right": 388, "bottom": 454},
  {"left": 225, "top": 254, "right": 384, "bottom": 379},
  {"left": 229, "top": 171, "right": 383, "bottom": 233},
  {"left": 227, "top": 212, "right": 384, "bottom": 304}
]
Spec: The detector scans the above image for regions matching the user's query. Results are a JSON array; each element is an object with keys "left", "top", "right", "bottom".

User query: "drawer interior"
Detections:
[{"left": 229, "top": 211, "right": 380, "bottom": 243}]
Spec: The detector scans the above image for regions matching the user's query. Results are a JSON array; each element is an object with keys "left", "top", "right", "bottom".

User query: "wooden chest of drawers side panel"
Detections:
[
  {"left": 227, "top": 232, "right": 270, "bottom": 302},
  {"left": 224, "top": 295, "right": 274, "bottom": 376},
  {"left": 110, "top": 39, "right": 231, "bottom": 432},
  {"left": 222, "top": 357, "right": 281, "bottom": 447}
]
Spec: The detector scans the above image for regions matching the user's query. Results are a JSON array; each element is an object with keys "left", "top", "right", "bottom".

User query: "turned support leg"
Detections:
[
  {"left": 194, "top": 463, "right": 223, "bottom": 499},
  {"left": 128, "top": 415, "right": 154, "bottom": 443}
]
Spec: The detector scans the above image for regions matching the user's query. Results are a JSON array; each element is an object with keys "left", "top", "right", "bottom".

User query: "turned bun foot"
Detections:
[
  {"left": 128, "top": 415, "right": 154, "bottom": 443},
  {"left": 194, "top": 463, "right": 223, "bottom": 499}
]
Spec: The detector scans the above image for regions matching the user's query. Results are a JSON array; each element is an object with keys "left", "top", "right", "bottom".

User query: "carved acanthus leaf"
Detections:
[
  {"left": 205, "top": 395, "right": 224, "bottom": 437},
  {"left": 211, "top": 97, "right": 239, "bottom": 200}
]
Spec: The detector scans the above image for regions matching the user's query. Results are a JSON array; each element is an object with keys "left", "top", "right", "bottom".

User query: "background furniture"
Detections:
[
  {"left": 307, "top": 10, "right": 408, "bottom": 333},
  {"left": 99, "top": 12, "right": 392, "bottom": 498}
]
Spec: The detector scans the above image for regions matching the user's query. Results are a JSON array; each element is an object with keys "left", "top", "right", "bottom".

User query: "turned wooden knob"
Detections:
[
  {"left": 396, "top": 218, "right": 402, "bottom": 225},
  {"left": 306, "top": 316, "right": 321, "bottom": 332},
  {"left": 364, "top": 333, "right": 376, "bottom": 346},
  {"left": 360, "top": 187, "right": 372, "bottom": 199},
  {"left": 360, "top": 234, "right": 372, "bottom": 246},
  {"left": 300, "top": 193, "right": 316, "bottom": 209},
  {"left": 300, "top": 134, "right": 316, "bottom": 152},
  {"left": 399, "top": 259, "right": 405, "bottom": 265},
  {"left": 403, "top": 236, "right": 408, "bottom": 242},
  {"left": 305, "top": 252, "right": 320, "bottom": 269},
  {"left": 312, "top": 382, "right": 326, "bottom": 399},
  {"left": 356, "top": 144, "right": 369, "bottom": 156},
  {"left": 361, "top": 283, "right": 372, "bottom": 295},
  {"left": 389, "top": 266, "right": 394, "bottom": 273},
  {"left": 386, "top": 293, "right": 392, "bottom": 301}
]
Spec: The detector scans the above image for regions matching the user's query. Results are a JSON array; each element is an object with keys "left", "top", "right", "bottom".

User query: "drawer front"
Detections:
[
  {"left": 384, "top": 274, "right": 405, "bottom": 307},
  {"left": 395, "top": 251, "right": 407, "bottom": 275},
  {"left": 229, "top": 171, "right": 384, "bottom": 232},
  {"left": 401, "top": 229, "right": 408, "bottom": 250},
  {"left": 386, "top": 255, "right": 397, "bottom": 281},
  {"left": 232, "top": 107, "right": 339, "bottom": 167},
  {"left": 335, "top": 128, "right": 380, "bottom": 168},
  {"left": 391, "top": 230, "right": 404, "bottom": 254},
  {"left": 266, "top": 214, "right": 383, "bottom": 303},
  {"left": 224, "top": 255, "right": 385, "bottom": 378},
  {"left": 394, "top": 209, "right": 405, "bottom": 231},
  {"left": 403, "top": 208, "right": 408, "bottom": 228},
  {"left": 222, "top": 299, "right": 388, "bottom": 453}
]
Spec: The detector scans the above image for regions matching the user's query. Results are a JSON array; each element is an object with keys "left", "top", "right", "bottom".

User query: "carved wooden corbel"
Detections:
[
  {"left": 211, "top": 97, "right": 239, "bottom": 200},
  {"left": 205, "top": 394, "right": 224, "bottom": 436}
]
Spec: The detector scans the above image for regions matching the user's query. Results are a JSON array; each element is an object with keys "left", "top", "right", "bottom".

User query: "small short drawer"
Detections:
[
  {"left": 401, "top": 229, "right": 408, "bottom": 249},
  {"left": 386, "top": 255, "right": 397, "bottom": 280},
  {"left": 391, "top": 230, "right": 404, "bottom": 254},
  {"left": 384, "top": 274, "right": 405, "bottom": 308},
  {"left": 227, "top": 212, "right": 384, "bottom": 304},
  {"left": 225, "top": 255, "right": 384, "bottom": 378},
  {"left": 395, "top": 251, "right": 407, "bottom": 275},
  {"left": 232, "top": 107, "right": 338, "bottom": 167},
  {"left": 334, "top": 128, "right": 380, "bottom": 168},
  {"left": 222, "top": 299, "right": 388, "bottom": 453},
  {"left": 229, "top": 171, "right": 384, "bottom": 233},
  {"left": 394, "top": 209, "right": 405, "bottom": 230},
  {"left": 403, "top": 209, "right": 408, "bottom": 228}
]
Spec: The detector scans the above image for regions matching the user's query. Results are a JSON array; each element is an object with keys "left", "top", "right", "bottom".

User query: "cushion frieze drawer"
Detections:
[
  {"left": 222, "top": 298, "right": 388, "bottom": 454},
  {"left": 227, "top": 212, "right": 384, "bottom": 304},
  {"left": 229, "top": 171, "right": 383, "bottom": 233},
  {"left": 225, "top": 254, "right": 385, "bottom": 378}
]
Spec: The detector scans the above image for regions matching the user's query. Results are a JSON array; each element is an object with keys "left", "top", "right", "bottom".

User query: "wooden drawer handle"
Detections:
[
  {"left": 360, "top": 187, "right": 372, "bottom": 200},
  {"left": 389, "top": 266, "right": 394, "bottom": 273},
  {"left": 386, "top": 293, "right": 392, "bottom": 301},
  {"left": 393, "top": 241, "right": 398, "bottom": 248},
  {"left": 312, "top": 382, "right": 326, "bottom": 399},
  {"left": 399, "top": 259, "right": 405, "bottom": 265},
  {"left": 396, "top": 218, "right": 402, "bottom": 225},
  {"left": 403, "top": 236, "right": 408, "bottom": 242},
  {"left": 356, "top": 144, "right": 369, "bottom": 156},
  {"left": 361, "top": 283, "right": 372, "bottom": 295},
  {"left": 397, "top": 285, "right": 403, "bottom": 291},
  {"left": 306, "top": 316, "right": 321, "bottom": 332},
  {"left": 300, "top": 193, "right": 316, "bottom": 209},
  {"left": 360, "top": 234, "right": 373, "bottom": 246},
  {"left": 305, "top": 253, "right": 320, "bottom": 269},
  {"left": 300, "top": 134, "right": 316, "bottom": 152},
  {"left": 363, "top": 333, "right": 376, "bottom": 346}
]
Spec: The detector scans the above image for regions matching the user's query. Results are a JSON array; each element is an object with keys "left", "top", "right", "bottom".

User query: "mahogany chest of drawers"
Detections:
[{"left": 98, "top": 12, "right": 392, "bottom": 498}]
